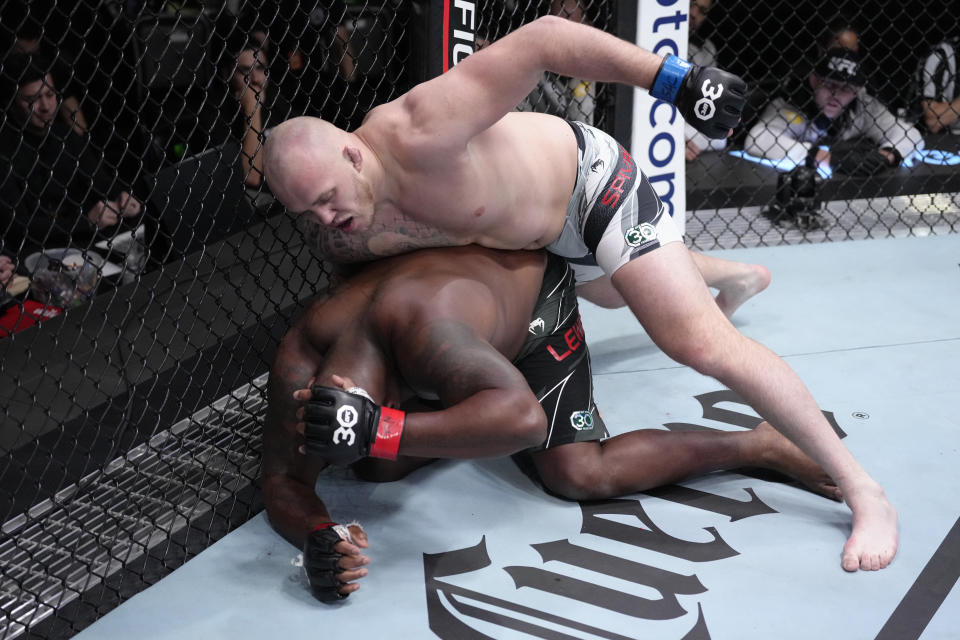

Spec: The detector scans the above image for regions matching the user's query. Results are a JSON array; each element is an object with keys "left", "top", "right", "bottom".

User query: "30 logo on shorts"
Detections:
[
  {"left": 569, "top": 410, "right": 594, "bottom": 431},
  {"left": 624, "top": 222, "right": 658, "bottom": 248}
]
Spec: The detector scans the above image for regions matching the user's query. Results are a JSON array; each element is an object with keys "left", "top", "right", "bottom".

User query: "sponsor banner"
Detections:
[
  {"left": 632, "top": 2, "right": 688, "bottom": 233},
  {"left": 442, "top": 0, "right": 477, "bottom": 72}
]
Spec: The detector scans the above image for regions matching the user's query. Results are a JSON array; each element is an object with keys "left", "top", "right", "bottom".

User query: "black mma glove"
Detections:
[
  {"left": 651, "top": 54, "right": 747, "bottom": 140},
  {"left": 303, "top": 385, "right": 406, "bottom": 465},
  {"left": 303, "top": 523, "right": 351, "bottom": 603},
  {"left": 830, "top": 140, "right": 896, "bottom": 176}
]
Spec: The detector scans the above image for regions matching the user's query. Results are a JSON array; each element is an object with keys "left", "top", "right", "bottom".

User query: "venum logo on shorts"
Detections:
[
  {"left": 333, "top": 405, "right": 358, "bottom": 446},
  {"left": 569, "top": 410, "right": 594, "bottom": 431},
  {"left": 625, "top": 222, "right": 658, "bottom": 248},
  {"left": 529, "top": 317, "right": 546, "bottom": 335}
]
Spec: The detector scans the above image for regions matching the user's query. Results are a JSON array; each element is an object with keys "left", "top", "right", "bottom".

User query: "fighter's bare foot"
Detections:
[
  {"left": 840, "top": 482, "right": 898, "bottom": 571},
  {"left": 753, "top": 421, "right": 842, "bottom": 501},
  {"left": 714, "top": 264, "right": 771, "bottom": 318}
]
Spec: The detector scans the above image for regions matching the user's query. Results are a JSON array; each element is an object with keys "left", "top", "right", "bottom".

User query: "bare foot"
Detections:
[
  {"left": 714, "top": 264, "right": 771, "bottom": 318},
  {"left": 840, "top": 482, "right": 899, "bottom": 571},
  {"left": 753, "top": 421, "right": 842, "bottom": 501}
]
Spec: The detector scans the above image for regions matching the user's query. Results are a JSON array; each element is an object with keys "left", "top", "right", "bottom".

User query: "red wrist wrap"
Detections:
[
  {"left": 369, "top": 407, "right": 405, "bottom": 460},
  {"left": 312, "top": 522, "right": 338, "bottom": 532}
]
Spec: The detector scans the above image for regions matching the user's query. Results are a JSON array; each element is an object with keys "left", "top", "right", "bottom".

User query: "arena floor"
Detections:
[{"left": 73, "top": 234, "right": 960, "bottom": 640}]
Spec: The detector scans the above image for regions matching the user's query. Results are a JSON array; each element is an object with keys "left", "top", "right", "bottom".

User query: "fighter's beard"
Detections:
[{"left": 300, "top": 208, "right": 459, "bottom": 264}]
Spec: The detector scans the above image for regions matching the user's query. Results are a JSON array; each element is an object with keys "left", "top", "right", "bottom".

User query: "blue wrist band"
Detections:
[{"left": 651, "top": 54, "right": 693, "bottom": 103}]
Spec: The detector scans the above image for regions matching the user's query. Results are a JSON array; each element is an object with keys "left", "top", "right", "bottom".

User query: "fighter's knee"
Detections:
[
  {"left": 661, "top": 331, "right": 732, "bottom": 378},
  {"left": 539, "top": 459, "right": 611, "bottom": 501},
  {"left": 672, "top": 340, "right": 718, "bottom": 374}
]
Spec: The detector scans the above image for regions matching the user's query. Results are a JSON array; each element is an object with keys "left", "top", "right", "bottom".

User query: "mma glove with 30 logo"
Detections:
[
  {"left": 651, "top": 54, "right": 747, "bottom": 140},
  {"left": 303, "top": 385, "right": 406, "bottom": 465}
]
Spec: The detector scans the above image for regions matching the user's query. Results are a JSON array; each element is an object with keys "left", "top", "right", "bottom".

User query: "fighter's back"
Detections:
[{"left": 309, "top": 247, "right": 548, "bottom": 365}]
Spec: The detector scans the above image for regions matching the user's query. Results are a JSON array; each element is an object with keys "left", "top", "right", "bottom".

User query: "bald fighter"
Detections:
[
  {"left": 263, "top": 16, "right": 896, "bottom": 572},
  {"left": 263, "top": 246, "right": 840, "bottom": 601}
]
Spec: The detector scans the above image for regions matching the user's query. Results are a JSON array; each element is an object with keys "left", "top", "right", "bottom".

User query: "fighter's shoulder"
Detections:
[
  {"left": 300, "top": 286, "right": 371, "bottom": 334},
  {"left": 369, "top": 269, "right": 498, "bottom": 337},
  {"left": 361, "top": 94, "right": 453, "bottom": 159}
]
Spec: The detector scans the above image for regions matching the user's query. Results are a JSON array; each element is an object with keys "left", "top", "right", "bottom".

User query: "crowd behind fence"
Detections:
[{"left": 0, "top": 1, "right": 957, "bottom": 637}]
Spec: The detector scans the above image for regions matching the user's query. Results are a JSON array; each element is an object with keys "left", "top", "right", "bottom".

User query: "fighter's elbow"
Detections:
[
  {"left": 518, "top": 15, "right": 568, "bottom": 59},
  {"left": 531, "top": 14, "right": 569, "bottom": 31},
  {"left": 500, "top": 389, "right": 548, "bottom": 449}
]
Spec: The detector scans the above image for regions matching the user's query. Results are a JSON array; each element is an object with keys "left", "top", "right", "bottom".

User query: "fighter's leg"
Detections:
[
  {"left": 576, "top": 252, "right": 770, "bottom": 318},
  {"left": 609, "top": 242, "right": 897, "bottom": 571},
  {"left": 690, "top": 251, "right": 771, "bottom": 318},
  {"left": 575, "top": 274, "right": 625, "bottom": 308},
  {"left": 530, "top": 421, "right": 839, "bottom": 502}
]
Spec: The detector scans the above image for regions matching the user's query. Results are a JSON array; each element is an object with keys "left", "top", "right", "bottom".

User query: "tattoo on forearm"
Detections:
[{"left": 407, "top": 320, "right": 505, "bottom": 404}]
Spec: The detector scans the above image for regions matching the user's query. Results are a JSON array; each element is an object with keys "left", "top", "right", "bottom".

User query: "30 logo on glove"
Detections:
[
  {"left": 303, "top": 385, "right": 406, "bottom": 465},
  {"left": 651, "top": 54, "right": 747, "bottom": 140},
  {"left": 333, "top": 405, "right": 358, "bottom": 446},
  {"left": 693, "top": 78, "right": 724, "bottom": 121}
]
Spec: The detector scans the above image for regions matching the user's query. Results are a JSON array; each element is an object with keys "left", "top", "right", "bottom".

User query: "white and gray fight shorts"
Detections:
[{"left": 546, "top": 120, "right": 683, "bottom": 284}]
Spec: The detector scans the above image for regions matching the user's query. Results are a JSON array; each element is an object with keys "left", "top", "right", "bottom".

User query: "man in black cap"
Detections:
[{"left": 745, "top": 47, "right": 923, "bottom": 173}]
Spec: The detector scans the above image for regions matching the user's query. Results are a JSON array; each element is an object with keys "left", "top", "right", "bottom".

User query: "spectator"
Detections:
[
  {"left": 745, "top": 47, "right": 924, "bottom": 170},
  {"left": 685, "top": 0, "right": 726, "bottom": 161},
  {"left": 237, "top": 5, "right": 274, "bottom": 61},
  {"left": 915, "top": 35, "right": 960, "bottom": 134},
  {"left": 197, "top": 21, "right": 270, "bottom": 189},
  {"left": 0, "top": 54, "right": 142, "bottom": 259},
  {"left": 2, "top": 6, "right": 89, "bottom": 136},
  {"left": 0, "top": 255, "right": 14, "bottom": 290},
  {"left": 269, "top": 1, "right": 358, "bottom": 128},
  {"left": 819, "top": 17, "right": 861, "bottom": 54}
]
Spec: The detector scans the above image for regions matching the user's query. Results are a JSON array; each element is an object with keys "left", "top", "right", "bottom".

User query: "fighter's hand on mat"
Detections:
[
  {"left": 295, "top": 384, "right": 405, "bottom": 465},
  {"left": 652, "top": 54, "right": 746, "bottom": 140},
  {"left": 303, "top": 522, "right": 370, "bottom": 602}
]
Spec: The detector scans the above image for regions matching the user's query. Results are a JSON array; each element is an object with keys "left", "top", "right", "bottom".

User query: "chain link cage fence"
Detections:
[{"left": 0, "top": 1, "right": 957, "bottom": 637}]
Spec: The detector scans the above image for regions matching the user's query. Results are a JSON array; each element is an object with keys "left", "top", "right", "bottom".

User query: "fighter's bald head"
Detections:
[
  {"left": 263, "top": 116, "right": 346, "bottom": 182},
  {"left": 264, "top": 117, "right": 346, "bottom": 207}
]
